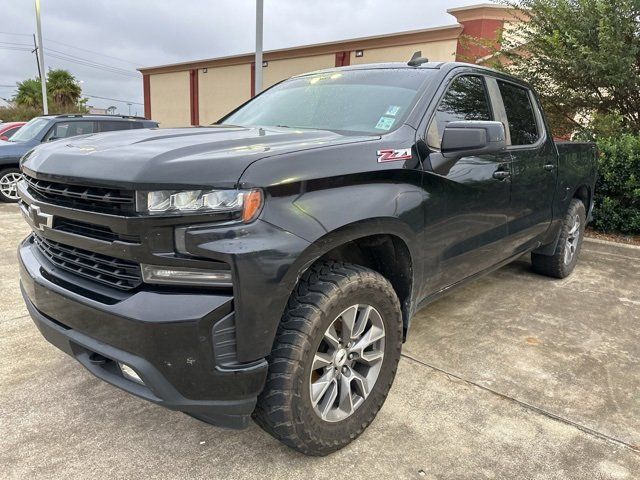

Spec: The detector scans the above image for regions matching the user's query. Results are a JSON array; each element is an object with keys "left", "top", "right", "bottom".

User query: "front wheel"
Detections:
[
  {"left": 0, "top": 168, "right": 22, "bottom": 203},
  {"left": 253, "top": 261, "right": 402, "bottom": 456},
  {"left": 532, "top": 198, "right": 586, "bottom": 278}
]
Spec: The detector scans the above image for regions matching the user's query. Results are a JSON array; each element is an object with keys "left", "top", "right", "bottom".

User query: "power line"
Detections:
[
  {"left": 45, "top": 38, "right": 140, "bottom": 66},
  {"left": 84, "top": 93, "right": 143, "bottom": 105},
  {"left": 44, "top": 48, "right": 140, "bottom": 77},
  {"left": 45, "top": 52, "right": 140, "bottom": 78},
  {"left": 0, "top": 31, "right": 140, "bottom": 67},
  {"left": 0, "top": 31, "right": 31, "bottom": 37},
  {"left": 0, "top": 44, "right": 140, "bottom": 78},
  {"left": 0, "top": 40, "right": 32, "bottom": 47},
  {"left": 0, "top": 46, "right": 32, "bottom": 52},
  {"left": 1, "top": 31, "right": 140, "bottom": 81}
]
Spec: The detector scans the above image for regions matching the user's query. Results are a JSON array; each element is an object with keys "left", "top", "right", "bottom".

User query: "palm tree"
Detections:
[
  {"left": 47, "top": 69, "right": 82, "bottom": 108},
  {"left": 14, "top": 78, "right": 42, "bottom": 108}
]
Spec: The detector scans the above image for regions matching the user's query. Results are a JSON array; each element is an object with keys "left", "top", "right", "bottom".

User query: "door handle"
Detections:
[
  {"left": 492, "top": 170, "right": 511, "bottom": 180},
  {"left": 543, "top": 164, "right": 556, "bottom": 171}
]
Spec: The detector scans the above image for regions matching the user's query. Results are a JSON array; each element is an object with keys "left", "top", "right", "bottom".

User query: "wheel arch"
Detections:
[
  {"left": 573, "top": 184, "right": 591, "bottom": 215},
  {"left": 281, "top": 217, "right": 419, "bottom": 339}
]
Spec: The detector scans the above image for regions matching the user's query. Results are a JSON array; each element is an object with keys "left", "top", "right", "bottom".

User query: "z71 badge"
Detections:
[{"left": 377, "top": 148, "right": 412, "bottom": 163}]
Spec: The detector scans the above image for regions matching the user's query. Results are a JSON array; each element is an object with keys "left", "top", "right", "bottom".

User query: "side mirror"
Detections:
[
  {"left": 441, "top": 120, "right": 506, "bottom": 158},
  {"left": 428, "top": 120, "right": 506, "bottom": 175},
  {"left": 0, "top": 136, "right": 8, "bottom": 142}
]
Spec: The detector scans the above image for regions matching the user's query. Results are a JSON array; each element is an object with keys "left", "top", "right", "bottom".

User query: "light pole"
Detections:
[
  {"left": 35, "top": 0, "right": 48, "bottom": 115},
  {"left": 254, "top": 0, "right": 263, "bottom": 96}
]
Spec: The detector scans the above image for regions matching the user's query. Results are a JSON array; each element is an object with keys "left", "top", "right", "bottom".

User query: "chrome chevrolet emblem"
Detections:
[{"left": 27, "top": 204, "right": 54, "bottom": 231}]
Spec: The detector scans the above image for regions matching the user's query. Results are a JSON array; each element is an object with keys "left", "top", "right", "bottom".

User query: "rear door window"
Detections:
[
  {"left": 427, "top": 75, "right": 493, "bottom": 149},
  {"left": 99, "top": 121, "right": 132, "bottom": 132},
  {"left": 497, "top": 81, "right": 539, "bottom": 145}
]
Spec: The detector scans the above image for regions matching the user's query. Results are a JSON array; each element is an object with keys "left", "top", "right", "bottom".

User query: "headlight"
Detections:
[{"left": 136, "top": 189, "right": 263, "bottom": 222}]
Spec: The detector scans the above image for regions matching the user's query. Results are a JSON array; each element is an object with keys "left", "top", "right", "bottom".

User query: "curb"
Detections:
[{"left": 584, "top": 236, "right": 640, "bottom": 251}]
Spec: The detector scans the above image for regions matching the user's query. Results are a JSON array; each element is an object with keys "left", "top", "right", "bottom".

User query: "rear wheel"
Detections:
[
  {"left": 0, "top": 168, "right": 21, "bottom": 203},
  {"left": 532, "top": 198, "right": 586, "bottom": 278},
  {"left": 253, "top": 261, "right": 402, "bottom": 456}
]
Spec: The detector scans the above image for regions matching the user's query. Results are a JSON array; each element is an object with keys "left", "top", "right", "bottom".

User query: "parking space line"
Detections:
[
  {"left": 400, "top": 352, "right": 640, "bottom": 454},
  {"left": 0, "top": 313, "right": 30, "bottom": 325}
]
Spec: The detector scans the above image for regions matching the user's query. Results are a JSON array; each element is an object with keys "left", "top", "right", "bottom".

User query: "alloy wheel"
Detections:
[
  {"left": 309, "top": 304, "right": 385, "bottom": 422},
  {"left": 0, "top": 172, "right": 22, "bottom": 200},
  {"left": 564, "top": 214, "right": 581, "bottom": 265}
]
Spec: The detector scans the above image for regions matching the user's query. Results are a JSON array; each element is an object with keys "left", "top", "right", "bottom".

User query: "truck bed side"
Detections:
[{"left": 555, "top": 141, "right": 597, "bottom": 220}]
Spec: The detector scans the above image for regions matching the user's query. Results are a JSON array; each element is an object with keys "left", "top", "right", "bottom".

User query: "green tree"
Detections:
[
  {"left": 47, "top": 69, "right": 82, "bottom": 107},
  {"left": 496, "top": 0, "right": 640, "bottom": 138},
  {"left": 8, "top": 69, "right": 87, "bottom": 119},
  {"left": 14, "top": 78, "right": 43, "bottom": 109}
]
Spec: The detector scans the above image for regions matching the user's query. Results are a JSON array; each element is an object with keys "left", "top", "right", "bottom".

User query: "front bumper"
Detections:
[{"left": 19, "top": 236, "right": 268, "bottom": 429}]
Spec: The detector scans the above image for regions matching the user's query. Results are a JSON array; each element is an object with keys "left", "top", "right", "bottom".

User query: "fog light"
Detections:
[
  {"left": 141, "top": 264, "right": 232, "bottom": 287},
  {"left": 118, "top": 362, "right": 144, "bottom": 384}
]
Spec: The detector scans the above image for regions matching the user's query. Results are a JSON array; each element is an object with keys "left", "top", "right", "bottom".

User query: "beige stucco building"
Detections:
[{"left": 139, "top": 3, "right": 518, "bottom": 127}]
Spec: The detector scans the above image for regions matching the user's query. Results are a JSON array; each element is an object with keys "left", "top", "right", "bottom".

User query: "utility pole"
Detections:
[
  {"left": 254, "top": 0, "right": 263, "bottom": 96},
  {"left": 35, "top": 0, "right": 48, "bottom": 115},
  {"left": 31, "top": 34, "right": 42, "bottom": 81}
]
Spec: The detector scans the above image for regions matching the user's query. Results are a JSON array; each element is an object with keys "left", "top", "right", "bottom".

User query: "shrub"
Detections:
[{"left": 592, "top": 135, "right": 640, "bottom": 234}]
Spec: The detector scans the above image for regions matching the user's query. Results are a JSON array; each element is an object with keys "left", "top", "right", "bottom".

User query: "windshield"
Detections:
[
  {"left": 222, "top": 68, "right": 434, "bottom": 135},
  {"left": 9, "top": 117, "right": 49, "bottom": 142}
]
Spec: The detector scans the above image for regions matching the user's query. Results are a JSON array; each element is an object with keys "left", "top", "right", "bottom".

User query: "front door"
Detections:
[{"left": 420, "top": 73, "right": 513, "bottom": 294}]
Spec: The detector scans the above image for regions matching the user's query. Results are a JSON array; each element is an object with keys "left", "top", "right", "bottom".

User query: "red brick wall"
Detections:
[{"left": 455, "top": 18, "right": 504, "bottom": 63}]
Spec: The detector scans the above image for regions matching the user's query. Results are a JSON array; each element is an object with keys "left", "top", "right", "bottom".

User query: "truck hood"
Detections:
[{"left": 22, "top": 125, "right": 375, "bottom": 189}]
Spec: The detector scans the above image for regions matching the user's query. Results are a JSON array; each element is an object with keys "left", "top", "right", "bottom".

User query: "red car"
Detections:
[{"left": 0, "top": 122, "right": 26, "bottom": 141}]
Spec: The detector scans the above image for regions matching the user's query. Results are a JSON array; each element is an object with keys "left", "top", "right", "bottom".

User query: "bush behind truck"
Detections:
[{"left": 17, "top": 60, "right": 596, "bottom": 455}]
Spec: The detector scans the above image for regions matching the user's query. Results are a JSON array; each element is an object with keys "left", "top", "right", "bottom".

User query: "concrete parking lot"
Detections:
[{"left": 1, "top": 202, "right": 639, "bottom": 479}]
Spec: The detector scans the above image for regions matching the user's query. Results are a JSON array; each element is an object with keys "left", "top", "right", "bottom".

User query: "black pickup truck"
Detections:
[{"left": 17, "top": 61, "right": 596, "bottom": 456}]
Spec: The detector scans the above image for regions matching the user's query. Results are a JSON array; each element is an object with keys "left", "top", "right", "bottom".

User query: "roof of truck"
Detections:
[{"left": 295, "top": 61, "right": 505, "bottom": 77}]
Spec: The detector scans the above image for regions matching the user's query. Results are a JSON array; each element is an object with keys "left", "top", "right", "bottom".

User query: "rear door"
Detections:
[
  {"left": 491, "top": 78, "right": 556, "bottom": 254},
  {"left": 421, "top": 72, "right": 512, "bottom": 292}
]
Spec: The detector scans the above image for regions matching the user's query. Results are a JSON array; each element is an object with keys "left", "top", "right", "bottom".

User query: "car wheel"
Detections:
[
  {"left": 0, "top": 168, "right": 22, "bottom": 203},
  {"left": 532, "top": 198, "right": 586, "bottom": 278},
  {"left": 253, "top": 260, "right": 402, "bottom": 456}
]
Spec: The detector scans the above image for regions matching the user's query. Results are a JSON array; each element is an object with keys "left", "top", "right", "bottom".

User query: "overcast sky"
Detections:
[{"left": 1, "top": 0, "right": 481, "bottom": 115}]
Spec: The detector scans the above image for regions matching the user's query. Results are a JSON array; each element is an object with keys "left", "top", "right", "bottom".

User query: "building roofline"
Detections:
[
  {"left": 138, "top": 23, "right": 463, "bottom": 75},
  {"left": 446, "top": 3, "right": 507, "bottom": 13},
  {"left": 447, "top": 3, "right": 518, "bottom": 22}
]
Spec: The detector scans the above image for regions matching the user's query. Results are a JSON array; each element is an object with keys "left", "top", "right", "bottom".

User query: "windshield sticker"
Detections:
[
  {"left": 375, "top": 116, "right": 395, "bottom": 131},
  {"left": 385, "top": 105, "right": 401, "bottom": 116},
  {"left": 377, "top": 148, "right": 412, "bottom": 163}
]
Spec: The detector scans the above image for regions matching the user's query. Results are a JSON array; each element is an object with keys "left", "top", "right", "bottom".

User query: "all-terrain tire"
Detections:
[
  {"left": 532, "top": 198, "right": 586, "bottom": 279},
  {"left": 253, "top": 260, "right": 402, "bottom": 456}
]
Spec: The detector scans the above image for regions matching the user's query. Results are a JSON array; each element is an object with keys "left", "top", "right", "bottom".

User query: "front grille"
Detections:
[
  {"left": 24, "top": 175, "right": 135, "bottom": 214},
  {"left": 33, "top": 235, "right": 142, "bottom": 291},
  {"left": 54, "top": 218, "right": 139, "bottom": 243}
]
